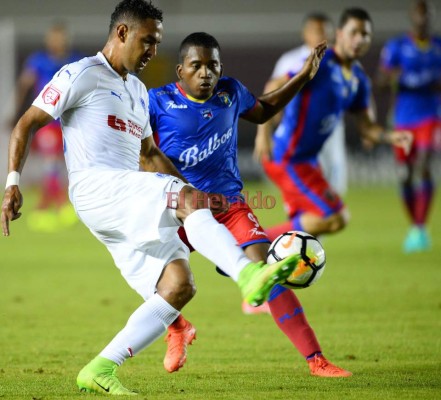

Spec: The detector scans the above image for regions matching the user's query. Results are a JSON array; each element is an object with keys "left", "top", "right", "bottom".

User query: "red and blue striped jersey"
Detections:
[
  {"left": 380, "top": 34, "right": 441, "bottom": 126},
  {"left": 272, "top": 49, "right": 370, "bottom": 164}
]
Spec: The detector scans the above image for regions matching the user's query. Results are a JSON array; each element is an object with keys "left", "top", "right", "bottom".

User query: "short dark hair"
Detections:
[
  {"left": 302, "top": 12, "right": 331, "bottom": 27},
  {"left": 338, "top": 8, "right": 372, "bottom": 28},
  {"left": 178, "top": 32, "right": 221, "bottom": 63},
  {"left": 109, "top": 0, "right": 163, "bottom": 34}
]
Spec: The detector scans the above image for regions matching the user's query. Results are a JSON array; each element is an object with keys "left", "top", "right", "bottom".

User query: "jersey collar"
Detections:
[
  {"left": 176, "top": 82, "right": 212, "bottom": 103},
  {"left": 97, "top": 52, "right": 127, "bottom": 80}
]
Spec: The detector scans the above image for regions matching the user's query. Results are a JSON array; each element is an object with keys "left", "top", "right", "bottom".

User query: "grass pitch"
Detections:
[{"left": 0, "top": 183, "right": 440, "bottom": 399}]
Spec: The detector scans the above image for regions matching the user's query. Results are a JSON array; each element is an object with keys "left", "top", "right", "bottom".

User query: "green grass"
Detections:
[{"left": 1, "top": 183, "right": 440, "bottom": 399}]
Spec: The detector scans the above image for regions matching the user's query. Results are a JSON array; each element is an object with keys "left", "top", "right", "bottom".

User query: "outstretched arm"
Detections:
[
  {"left": 355, "top": 108, "right": 412, "bottom": 154},
  {"left": 2, "top": 106, "right": 54, "bottom": 236},
  {"left": 243, "top": 41, "right": 327, "bottom": 125}
]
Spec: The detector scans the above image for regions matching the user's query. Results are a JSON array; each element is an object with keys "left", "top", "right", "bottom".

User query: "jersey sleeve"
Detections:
[
  {"left": 234, "top": 79, "right": 258, "bottom": 116},
  {"left": 32, "top": 63, "right": 95, "bottom": 120},
  {"left": 348, "top": 73, "right": 371, "bottom": 112},
  {"left": 380, "top": 39, "right": 400, "bottom": 71}
]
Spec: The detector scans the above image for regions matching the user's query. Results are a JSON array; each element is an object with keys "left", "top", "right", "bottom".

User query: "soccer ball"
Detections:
[{"left": 267, "top": 231, "right": 326, "bottom": 289}]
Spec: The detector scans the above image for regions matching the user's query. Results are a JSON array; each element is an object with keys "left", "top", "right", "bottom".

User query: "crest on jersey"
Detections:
[
  {"left": 42, "top": 85, "right": 61, "bottom": 106},
  {"left": 217, "top": 91, "right": 232, "bottom": 107},
  {"left": 201, "top": 108, "right": 213, "bottom": 119},
  {"left": 140, "top": 97, "right": 147, "bottom": 115}
]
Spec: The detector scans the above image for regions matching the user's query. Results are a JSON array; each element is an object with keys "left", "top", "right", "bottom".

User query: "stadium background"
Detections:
[{"left": 1, "top": 0, "right": 440, "bottom": 186}]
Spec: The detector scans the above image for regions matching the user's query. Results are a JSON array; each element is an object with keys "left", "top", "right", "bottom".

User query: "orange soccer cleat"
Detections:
[
  {"left": 164, "top": 315, "right": 196, "bottom": 373},
  {"left": 307, "top": 354, "right": 352, "bottom": 377}
]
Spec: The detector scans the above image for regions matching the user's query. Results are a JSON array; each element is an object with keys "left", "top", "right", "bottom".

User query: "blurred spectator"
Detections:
[{"left": 11, "top": 23, "right": 81, "bottom": 232}]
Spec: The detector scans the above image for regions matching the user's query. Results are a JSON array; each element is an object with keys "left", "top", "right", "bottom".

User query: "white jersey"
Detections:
[
  {"left": 271, "top": 45, "right": 310, "bottom": 78},
  {"left": 33, "top": 52, "right": 190, "bottom": 299},
  {"left": 32, "top": 52, "right": 152, "bottom": 188}
]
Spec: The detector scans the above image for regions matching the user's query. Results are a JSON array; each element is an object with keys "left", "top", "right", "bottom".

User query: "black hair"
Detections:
[
  {"left": 178, "top": 32, "right": 221, "bottom": 63},
  {"left": 109, "top": 0, "right": 163, "bottom": 34},
  {"left": 302, "top": 12, "right": 331, "bottom": 26},
  {"left": 338, "top": 8, "right": 372, "bottom": 28}
]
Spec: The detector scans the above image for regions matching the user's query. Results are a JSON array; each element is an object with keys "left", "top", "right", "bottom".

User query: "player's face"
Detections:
[
  {"left": 410, "top": 0, "right": 432, "bottom": 31},
  {"left": 336, "top": 18, "right": 372, "bottom": 61},
  {"left": 303, "top": 20, "right": 334, "bottom": 48},
  {"left": 122, "top": 18, "right": 163, "bottom": 74},
  {"left": 176, "top": 46, "right": 222, "bottom": 100},
  {"left": 46, "top": 28, "right": 69, "bottom": 57}
]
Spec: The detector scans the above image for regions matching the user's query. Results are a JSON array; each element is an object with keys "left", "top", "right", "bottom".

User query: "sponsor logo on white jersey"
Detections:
[
  {"left": 111, "top": 91, "right": 123, "bottom": 101},
  {"left": 179, "top": 128, "right": 233, "bottom": 170}
]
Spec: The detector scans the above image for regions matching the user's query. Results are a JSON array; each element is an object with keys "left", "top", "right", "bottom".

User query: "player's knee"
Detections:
[
  {"left": 160, "top": 279, "right": 196, "bottom": 305},
  {"left": 326, "top": 210, "right": 349, "bottom": 233},
  {"left": 175, "top": 187, "right": 209, "bottom": 221}
]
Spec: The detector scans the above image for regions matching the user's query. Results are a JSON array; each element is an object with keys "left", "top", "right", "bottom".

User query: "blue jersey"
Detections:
[
  {"left": 380, "top": 34, "right": 441, "bottom": 126},
  {"left": 148, "top": 77, "right": 257, "bottom": 197},
  {"left": 24, "top": 50, "right": 82, "bottom": 96},
  {"left": 273, "top": 49, "right": 370, "bottom": 163}
]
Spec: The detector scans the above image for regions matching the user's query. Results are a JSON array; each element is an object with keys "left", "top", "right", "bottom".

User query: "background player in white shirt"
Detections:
[
  {"left": 258, "top": 12, "right": 348, "bottom": 196},
  {"left": 1, "top": 0, "right": 301, "bottom": 395}
]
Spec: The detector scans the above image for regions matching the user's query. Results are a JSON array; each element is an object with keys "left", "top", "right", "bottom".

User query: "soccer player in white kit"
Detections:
[
  {"left": 257, "top": 12, "right": 348, "bottom": 196},
  {"left": 1, "top": 0, "right": 300, "bottom": 395}
]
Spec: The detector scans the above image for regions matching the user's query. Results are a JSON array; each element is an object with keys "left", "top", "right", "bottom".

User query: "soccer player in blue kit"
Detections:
[
  {"left": 255, "top": 8, "right": 412, "bottom": 240},
  {"left": 378, "top": 0, "right": 441, "bottom": 253},
  {"left": 10, "top": 23, "right": 82, "bottom": 231},
  {"left": 146, "top": 32, "right": 353, "bottom": 377}
]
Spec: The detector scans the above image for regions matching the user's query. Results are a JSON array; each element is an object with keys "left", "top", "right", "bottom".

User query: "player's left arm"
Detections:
[
  {"left": 243, "top": 41, "right": 327, "bottom": 124},
  {"left": 140, "top": 135, "right": 189, "bottom": 182}
]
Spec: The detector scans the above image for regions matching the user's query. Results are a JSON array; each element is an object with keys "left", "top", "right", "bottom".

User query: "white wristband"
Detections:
[{"left": 5, "top": 171, "right": 20, "bottom": 189}]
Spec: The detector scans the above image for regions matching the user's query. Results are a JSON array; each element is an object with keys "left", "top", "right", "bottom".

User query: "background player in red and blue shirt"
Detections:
[
  {"left": 11, "top": 23, "right": 81, "bottom": 231},
  {"left": 147, "top": 32, "right": 353, "bottom": 378},
  {"left": 378, "top": 0, "right": 441, "bottom": 253},
  {"left": 255, "top": 8, "right": 412, "bottom": 241}
]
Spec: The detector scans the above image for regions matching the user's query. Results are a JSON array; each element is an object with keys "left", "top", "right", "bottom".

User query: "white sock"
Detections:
[
  {"left": 99, "top": 293, "right": 179, "bottom": 365},
  {"left": 184, "top": 209, "right": 251, "bottom": 281}
]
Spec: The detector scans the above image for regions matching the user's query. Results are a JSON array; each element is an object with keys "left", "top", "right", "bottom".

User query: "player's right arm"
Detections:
[
  {"left": 354, "top": 108, "right": 412, "bottom": 154},
  {"left": 140, "top": 135, "right": 188, "bottom": 182},
  {"left": 2, "top": 106, "right": 54, "bottom": 236},
  {"left": 376, "top": 39, "right": 401, "bottom": 90}
]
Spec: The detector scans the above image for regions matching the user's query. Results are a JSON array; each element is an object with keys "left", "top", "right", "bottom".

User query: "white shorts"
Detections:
[{"left": 69, "top": 169, "right": 190, "bottom": 300}]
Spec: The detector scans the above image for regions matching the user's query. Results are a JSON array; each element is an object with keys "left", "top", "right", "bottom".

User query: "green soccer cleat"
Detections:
[
  {"left": 77, "top": 356, "right": 137, "bottom": 396},
  {"left": 238, "top": 254, "right": 301, "bottom": 306}
]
